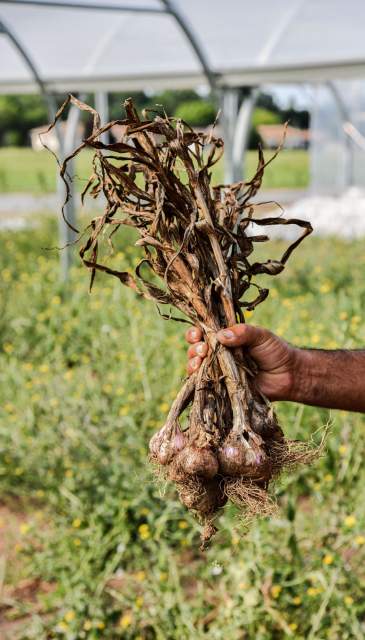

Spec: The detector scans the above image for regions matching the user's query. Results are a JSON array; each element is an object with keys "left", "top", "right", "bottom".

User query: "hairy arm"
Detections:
[
  {"left": 291, "top": 347, "right": 365, "bottom": 412},
  {"left": 186, "top": 324, "right": 365, "bottom": 413}
]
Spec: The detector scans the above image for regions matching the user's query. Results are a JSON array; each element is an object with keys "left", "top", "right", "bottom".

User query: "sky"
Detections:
[{"left": 265, "top": 84, "right": 313, "bottom": 110}]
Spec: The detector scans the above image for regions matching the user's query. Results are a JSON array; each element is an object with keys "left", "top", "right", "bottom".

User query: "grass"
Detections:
[
  {"left": 1, "top": 216, "right": 365, "bottom": 639},
  {"left": 0, "top": 147, "right": 309, "bottom": 193}
]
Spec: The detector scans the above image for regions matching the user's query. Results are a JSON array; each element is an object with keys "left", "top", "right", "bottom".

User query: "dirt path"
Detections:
[{"left": 0, "top": 499, "right": 54, "bottom": 639}]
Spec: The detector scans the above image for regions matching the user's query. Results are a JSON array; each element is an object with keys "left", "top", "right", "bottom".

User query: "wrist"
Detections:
[{"left": 287, "top": 347, "right": 314, "bottom": 404}]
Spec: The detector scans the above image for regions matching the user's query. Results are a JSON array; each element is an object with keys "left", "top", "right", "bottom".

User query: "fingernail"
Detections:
[
  {"left": 196, "top": 343, "right": 205, "bottom": 355},
  {"left": 218, "top": 329, "right": 235, "bottom": 340},
  {"left": 191, "top": 356, "right": 200, "bottom": 370},
  {"left": 190, "top": 329, "right": 198, "bottom": 340}
]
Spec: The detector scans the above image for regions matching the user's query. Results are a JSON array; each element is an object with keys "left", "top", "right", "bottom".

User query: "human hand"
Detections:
[{"left": 186, "top": 324, "right": 298, "bottom": 402}]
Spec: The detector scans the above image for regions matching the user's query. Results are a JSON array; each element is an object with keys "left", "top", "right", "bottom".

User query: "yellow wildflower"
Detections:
[
  {"left": 39, "top": 364, "right": 50, "bottom": 373},
  {"left": 355, "top": 535, "right": 365, "bottom": 546},
  {"left": 289, "top": 623, "right": 298, "bottom": 631},
  {"left": 339, "top": 445, "right": 348, "bottom": 456},
  {"left": 134, "top": 570, "right": 146, "bottom": 582},
  {"left": 72, "top": 518, "right": 81, "bottom": 528},
  {"left": 344, "top": 515, "right": 356, "bottom": 528},
  {"left": 64, "top": 611, "right": 75, "bottom": 622},
  {"left": 2, "top": 269, "right": 11, "bottom": 281},
  {"left": 19, "top": 523, "right": 30, "bottom": 535},
  {"left": 344, "top": 596, "right": 354, "bottom": 606},
  {"left": 83, "top": 621, "right": 92, "bottom": 631},
  {"left": 52, "top": 295, "right": 61, "bottom": 305},
  {"left": 323, "top": 554, "right": 334, "bottom": 565},
  {"left": 135, "top": 596, "right": 144, "bottom": 608},
  {"left": 3, "top": 343, "right": 14, "bottom": 354},
  {"left": 58, "top": 621, "right": 68, "bottom": 632},
  {"left": 73, "top": 538, "right": 81, "bottom": 546},
  {"left": 270, "top": 585, "right": 282, "bottom": 599},
  {"left": 178, "top": 520, "right": 188, "bottom": 529},
  {"left": 324, "top": 473, "right": 333, "bottom": 483},
  {"left": 138, "top": 524, "right": 150, "bottom": 540},
  {"left": 96, "top": 621, "right": 105, "bottom": 630},
  {"left": 319, "top": 282, "right": 332, "bottom": 294},
  {"left": 119, "top": 406, "right": 129, "bottom": 417},
  {"left": 292, "top": 596, "right": 302, "bottom": 605},
  {"left": 159, "top": 402, "right": 169, "bottom": 412},
  {"left": 119, "top": 612, "right": 133, "bottom": 628}
]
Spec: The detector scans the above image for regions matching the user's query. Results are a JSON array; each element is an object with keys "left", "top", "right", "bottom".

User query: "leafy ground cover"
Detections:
[
  {"left": 0, "top": 147, "right": 309, "bottom": 193},
  {"left": 1, "top": 217, "right": 365, "bottom": 639}
]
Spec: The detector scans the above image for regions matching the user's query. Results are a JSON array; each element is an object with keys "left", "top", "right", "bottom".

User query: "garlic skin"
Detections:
[
  {"left": 218, "top": 430, "right": 269, "bottom": 478},
  {"left": 149, "top": 423, "right": 187, "bottom": 465},
  {"left": 176, "top": 445, "right": 219, "bottom": 479},
  {"left": 149, "top": 425, "right": 167, "bottom": 457}
]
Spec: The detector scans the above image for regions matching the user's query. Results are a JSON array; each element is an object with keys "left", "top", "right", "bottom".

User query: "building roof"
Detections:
[{"left": 1, "top": 0, "right": 365, "bottom": 94}]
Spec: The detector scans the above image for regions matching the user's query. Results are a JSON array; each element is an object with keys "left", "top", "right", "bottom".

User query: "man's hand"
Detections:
[
  {"left": 186, "top": 324, "right": 297, "bottom": 402},
  {"left": 186, "top": 324, "right": 365, "bottom": 412}
]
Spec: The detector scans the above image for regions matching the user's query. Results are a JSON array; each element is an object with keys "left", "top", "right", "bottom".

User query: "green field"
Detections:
[
  {"left": 0, "top": 147, "right": 309, "bottom": 193},
  {"left": 1, "top": 217, "right": 365, "bottom": 639}
]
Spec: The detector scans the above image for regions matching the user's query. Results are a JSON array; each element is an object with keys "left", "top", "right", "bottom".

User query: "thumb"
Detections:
[{"left": 216, "top": 324, "right": 269, "bottom": 349}]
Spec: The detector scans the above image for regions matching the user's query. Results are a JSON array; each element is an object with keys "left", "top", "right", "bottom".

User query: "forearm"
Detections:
[{"left": 289, "top": 348, "right": 365, "bottom": 412}]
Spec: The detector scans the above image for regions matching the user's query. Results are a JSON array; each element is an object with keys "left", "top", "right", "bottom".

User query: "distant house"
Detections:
[
  {"left": 110, "top": 123, "right": 128, "bottom": 142},
  {"left": 29, "top": 122, "right": 85, "bottom": 152},
  {"left": 257, "top": 124, "right": 310, "bottom": 149}
]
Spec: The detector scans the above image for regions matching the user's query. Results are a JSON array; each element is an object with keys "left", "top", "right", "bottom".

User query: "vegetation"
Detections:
[
  {"left": 0, "top": 147, "right": 309, "bottom": 193},
  {"left": 0, "top": 90, "right": 309, "bottom": 148},
  {"left": 1, "top": 216, "right": 365, "bottom": 638},
  {"left": 174, "top": 100, "right": 217, "bottom": 126}
]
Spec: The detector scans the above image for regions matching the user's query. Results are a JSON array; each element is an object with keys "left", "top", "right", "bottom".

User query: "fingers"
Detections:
[
  {"left": 187, "top": 356, "right": 203, "bottom": 375},
  {"left": 185, "top": 326, "right": 203, "bottom": 344},
  {"left": 216, "top": 324, "right": 268, "bottom": 348},
  {"left": 186, "top": 327, "right": 205, "bottom": 375},
  {"left": 187, "top": 342, "right": 208, "bottom": 359}
]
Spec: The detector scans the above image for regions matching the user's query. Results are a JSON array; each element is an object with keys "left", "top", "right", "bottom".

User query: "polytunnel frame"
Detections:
[{"left": 0, "top": 0, "right": 257, "bottom": 278}]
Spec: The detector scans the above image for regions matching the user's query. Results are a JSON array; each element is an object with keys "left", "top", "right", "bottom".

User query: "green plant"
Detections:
[
  {"left": 1, "top": 219, "right": 365, "bottom": 638},
  {"left": 174, "top": 99, "right": 217, "bottom": 127}
]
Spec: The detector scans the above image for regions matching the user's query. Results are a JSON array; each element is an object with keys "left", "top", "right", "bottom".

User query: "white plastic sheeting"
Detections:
[
  {"left": 1, "top": 0, "right": 365, "bottom": 93},
  {"left": 311, "top": 80, "right": 365, "bottom": 194},
  {"left": 268, "top": 188, "right": 365, "bottom": 239}
]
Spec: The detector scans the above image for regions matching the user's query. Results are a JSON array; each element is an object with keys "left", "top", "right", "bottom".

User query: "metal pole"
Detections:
[
  {"left": 95, "top": 91, "right": 109, "bottom": 144},
  {"left": 221, "top": 88, "right": 239, "bottom": 183},
  {"left": 0, "top": 16, "right": 79, "bottom": 280},
  {"left": 327, "top": 81, "right": 354, "bottom": 188},
  {"left": 160, "top": 0, "right": 217, "bottom": 94},
  {"left": 232, "top": 88, "right": 259, "bottom": 182},
  {"left": 0, "top": 0, "right": 165, "bottom": 13},
  {"left": 57, "top": 102, "right": 83, "bottom": 280},
  {"left": 0, "top": 18, "right": 57, "bottom": 119}
]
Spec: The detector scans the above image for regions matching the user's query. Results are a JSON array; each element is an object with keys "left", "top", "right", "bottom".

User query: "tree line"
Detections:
[{"left": 0, "top": 90, "right": 309, "bottom": 147}]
